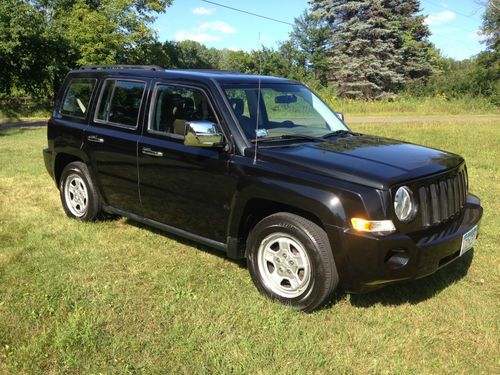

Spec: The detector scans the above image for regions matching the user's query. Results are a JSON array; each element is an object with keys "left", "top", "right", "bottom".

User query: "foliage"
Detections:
[
  {"left": 0, "top": 0, "right": 172, "bottom": 98},
  {"left": 480, "top": 0, "right": 499, "bottom": 52},
  {"left": 309, "top": 0, "right": 436, "bottom": 99},
  {"left": 405, "top": 52, "right": 500, "bottom": 105},
  {"left": 280, "top": 10, "right": 331, "bottom": 85}
]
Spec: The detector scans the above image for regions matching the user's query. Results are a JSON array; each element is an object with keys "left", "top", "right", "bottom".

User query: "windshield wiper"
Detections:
[
  {"left": 321, "top": 130, "right": 361, "bottom": 138},
  {"left": 251, "top": 134, "right": 325, "bottom": 143}
]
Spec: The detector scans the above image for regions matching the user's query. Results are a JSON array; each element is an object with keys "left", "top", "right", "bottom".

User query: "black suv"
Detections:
[{"left": 43, "top": 65, "right": 482, "bottom": 311}]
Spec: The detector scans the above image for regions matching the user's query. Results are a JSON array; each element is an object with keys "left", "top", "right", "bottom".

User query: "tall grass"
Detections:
[{"left": 321, "top": 93, "right": 499, "bottom": 116}]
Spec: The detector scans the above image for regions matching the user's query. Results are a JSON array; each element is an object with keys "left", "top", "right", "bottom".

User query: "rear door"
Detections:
[
  {"left": 84, "top": 78, "right": 149, "bottom": 213},
  {"left": 138, "top": 82, "right": 236, "bottom": 242}
]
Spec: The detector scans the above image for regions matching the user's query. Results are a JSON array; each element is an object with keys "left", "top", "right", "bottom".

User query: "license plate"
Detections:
[{"left": 460, "top": 225, "right": 478, "bottom": 256}]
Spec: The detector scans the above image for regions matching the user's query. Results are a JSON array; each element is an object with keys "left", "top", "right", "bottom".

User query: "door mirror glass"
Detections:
[
  {"left": 184, "top": 121, "right": 224, "bottom": 148},
  {"left": 335, "top": 112, "right": 344, "bottom": 121}
]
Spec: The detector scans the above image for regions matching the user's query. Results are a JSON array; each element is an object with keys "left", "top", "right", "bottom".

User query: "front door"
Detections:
[
  {"left": 84, "top": 78, "right": 148, "bottom": 213},
  {"left": 138, "top": 83, "right": 236, "bottom": 242}
]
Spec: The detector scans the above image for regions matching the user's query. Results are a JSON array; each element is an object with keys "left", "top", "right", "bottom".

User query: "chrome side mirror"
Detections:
[
  {"left": 335, "top": 112, "right": 344, "bottom": 121},
  {"left": 184, "top": 121, "right": 224, "bottom": 148}
]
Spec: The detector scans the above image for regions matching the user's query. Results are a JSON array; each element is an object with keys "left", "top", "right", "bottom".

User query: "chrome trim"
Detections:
[
  {"left": 142, "top": 147, "right": 163, "bottom": 157},
  {"left": 87, "top": 135, "right": 104, "bottom": 144}
]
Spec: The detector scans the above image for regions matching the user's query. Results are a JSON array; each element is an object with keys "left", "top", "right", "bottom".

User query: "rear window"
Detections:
[
  {"left": 96, "top": 80, "right": 146, "bottom": 128},
  {"left": 61, "top": 79, "right": 96, "bottom": 118}
]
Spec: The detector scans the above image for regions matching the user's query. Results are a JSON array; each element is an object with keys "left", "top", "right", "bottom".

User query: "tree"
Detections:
[
  {"left": 391, "top": 0, "right": 436, "bottom": 82},
  {"left": 0, "top": 0, "right": 173, "bottom": 98},
  {"left": 310, "top": 0, "right": 435, "bottom": 99},
  {"left": 282, "top": 10, "right": 331, "bottom": 85},
  {"left": 480, "top": 0, "right": 499, "bottom": 52}
]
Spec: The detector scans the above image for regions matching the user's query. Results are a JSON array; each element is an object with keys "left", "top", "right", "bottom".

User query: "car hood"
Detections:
[{"left": 255, "top": 134, "right": 464, "bottom": 189}]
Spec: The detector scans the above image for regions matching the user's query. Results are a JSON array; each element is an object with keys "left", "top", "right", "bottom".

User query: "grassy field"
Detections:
[
  {"left": 324, "top": 96, "right": 499, "bottom": 117},
  {"left": 0, "top": 120, "right": 499, "bottom": 374}
]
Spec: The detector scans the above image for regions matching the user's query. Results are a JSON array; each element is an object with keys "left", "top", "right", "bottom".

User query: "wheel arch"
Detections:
[
  {"left": 226, "top": 182, "right": 348, "bottom": 259},
  {"left": 54, "top": 153, "right": 84, "bottom": 187}
]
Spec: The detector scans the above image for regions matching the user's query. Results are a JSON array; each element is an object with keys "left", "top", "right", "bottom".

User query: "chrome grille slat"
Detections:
[
  {"left": 440, "top": 181, "right": 448, "bottom": 220},
  {"left": 429, "top": 183, "right": 440, "bottom": 224},
  {"left": 417, "top": 167, "right": 469, "bottom": 228},
  {"left": 419, "top": 186, "right": 430, "bottom": 227}
]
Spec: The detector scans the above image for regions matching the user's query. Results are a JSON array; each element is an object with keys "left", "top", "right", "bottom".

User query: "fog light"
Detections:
[
  {"left": 351, "top": 218, "right": 396, "bottom": 235},
  {"left": 384, "top": 248, "right": 410, "bottom": 269}
]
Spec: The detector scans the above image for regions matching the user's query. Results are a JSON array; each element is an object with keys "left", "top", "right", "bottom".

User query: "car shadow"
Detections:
[
  {"left": 125, "top": 219, "right": 247, "bottom": 269},
  {"left": 343, "top": 250, "right": 474, "bottom": 308},
  {"left": 118, "top": 217, "right": 475, "bottom": 308}
]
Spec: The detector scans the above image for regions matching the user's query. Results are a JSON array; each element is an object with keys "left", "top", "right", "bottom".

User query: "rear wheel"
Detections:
[
  {"left": 247, "top": 212, "right": 339, "bottom": 312},
  {"left": 59, "top": 161, "right": 102, "bottom": 221}
]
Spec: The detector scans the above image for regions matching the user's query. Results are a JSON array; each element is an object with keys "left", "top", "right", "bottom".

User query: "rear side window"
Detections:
[
  {"left": 61, "top": 79, "right": 96, "bottom": 118},
  {"left": 96, "top": 80, "right": 146, "bottom": 128}
]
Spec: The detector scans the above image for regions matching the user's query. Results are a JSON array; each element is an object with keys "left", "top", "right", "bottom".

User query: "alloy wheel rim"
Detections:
[
  {"left": 257, "top": 232, "right": 311, "bottom": 298},
  {"left": 64, "top": 174, "right": 88, "bottom": 217}
]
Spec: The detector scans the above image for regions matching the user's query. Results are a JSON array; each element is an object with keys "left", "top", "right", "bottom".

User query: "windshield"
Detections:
[{"left": 223, "top": 83, "right": 348, "bottom": 141}]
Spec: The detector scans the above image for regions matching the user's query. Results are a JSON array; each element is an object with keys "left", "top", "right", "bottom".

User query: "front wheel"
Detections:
[{"left": 247, "top": 212, "right": 339, "bottom": 312}]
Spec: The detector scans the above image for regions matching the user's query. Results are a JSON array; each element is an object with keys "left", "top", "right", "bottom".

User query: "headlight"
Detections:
[{"left": 394, "top": 186, "right": 417, "bottom": 222}]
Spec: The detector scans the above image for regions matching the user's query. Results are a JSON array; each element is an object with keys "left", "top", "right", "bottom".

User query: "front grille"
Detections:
[{"left": 417, "top": 168, "right": 468, "bottom": 228}]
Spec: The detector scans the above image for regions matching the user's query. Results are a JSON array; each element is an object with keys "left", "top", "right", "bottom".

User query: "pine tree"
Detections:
[
  {"left": 391, "top": 0, "right": 435, "bottom": 82},
  {"left": 282, "top": 10, "right": 332, "bottom": 85},
  {"left": 310, "top": 0, "right": 434, "bottom": 99}
]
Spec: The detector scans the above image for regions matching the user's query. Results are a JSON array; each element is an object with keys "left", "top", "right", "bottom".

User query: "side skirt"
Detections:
[{"left": 104, "top": 205, "right": 228, "bottom": 252}]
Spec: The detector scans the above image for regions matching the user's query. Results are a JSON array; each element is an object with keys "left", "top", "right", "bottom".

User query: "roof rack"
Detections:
[{"left": 79, "top": 65, "right": 163, "bottom": 71}]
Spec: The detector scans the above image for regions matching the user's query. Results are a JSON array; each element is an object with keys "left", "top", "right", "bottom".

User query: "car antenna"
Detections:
[{"left": 253, "top": 32, "right": 262, "bottom": 165}]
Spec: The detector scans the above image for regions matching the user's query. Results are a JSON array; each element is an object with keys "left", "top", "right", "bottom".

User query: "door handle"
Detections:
[
  {"left": 87, "top": 135, "right": 105, "bottom": 144},
  {"left": 142, "top": 147, "right": 163, "bottom": 157}
]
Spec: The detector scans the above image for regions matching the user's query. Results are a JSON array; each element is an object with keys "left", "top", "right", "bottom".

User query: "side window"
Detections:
[
  {"left": 150, "top": 85, "right": 217, "bottom": 137},
  {"left": 96, "top": 80, "right": 146, "bottom": 127},
  {"left": 61, "top": 79, "right": 96, "bottom": 118}
]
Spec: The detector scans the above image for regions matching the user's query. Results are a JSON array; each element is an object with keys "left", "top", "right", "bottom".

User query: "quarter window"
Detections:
[
  {"left": 150, "top": 85, "right": 217, "bottom": 137},
  {"left": 61, "top": 79, "right": 96, "bottom": 118},
  {"left": 96, "top": 80, "right": 146, "bottom": 127}
]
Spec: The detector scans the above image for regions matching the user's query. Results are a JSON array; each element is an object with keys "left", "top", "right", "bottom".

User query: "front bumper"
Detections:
[{"left": 331, "top": 194, "right": 482, "bottom": 293}]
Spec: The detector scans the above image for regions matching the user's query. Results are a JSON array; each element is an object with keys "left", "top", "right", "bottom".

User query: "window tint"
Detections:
[
  {"left": 61, "top": 79, "right": 96, "bottom": 117},
  {"left": 96, "top": 80, "right": 146, "bottom": 127},
  {"left": 150, "top": 85, "right": 217, "bottom": 136}
]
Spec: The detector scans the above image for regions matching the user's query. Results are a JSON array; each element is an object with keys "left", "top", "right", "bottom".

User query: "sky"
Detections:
[{"left": 153, "top": 0, "right": 488, "bottom": 60}]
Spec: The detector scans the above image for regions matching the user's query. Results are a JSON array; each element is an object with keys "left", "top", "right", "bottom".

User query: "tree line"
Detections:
[{"left": 0, "top": 0, "right": 498, "bottom": 103}]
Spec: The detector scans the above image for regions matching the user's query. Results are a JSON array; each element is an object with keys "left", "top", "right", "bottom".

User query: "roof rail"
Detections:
[{"left": 79, "top": 65, "right": 163, "bottom": 71}]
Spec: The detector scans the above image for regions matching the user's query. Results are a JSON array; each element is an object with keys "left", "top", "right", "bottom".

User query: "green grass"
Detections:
[
  {"left": 0, "top": 121, "right": 499, "bottom": 374},
  {"left": 323, "top": 96, "right": 499, "bottom": 116}
]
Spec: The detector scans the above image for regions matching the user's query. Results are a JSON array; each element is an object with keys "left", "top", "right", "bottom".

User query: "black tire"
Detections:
[
  {"left": 246, "top": 212, "right": 339, "bottom": 312},
  {"left": 59, "top": 161, "right": 102, "bottom": 221}
]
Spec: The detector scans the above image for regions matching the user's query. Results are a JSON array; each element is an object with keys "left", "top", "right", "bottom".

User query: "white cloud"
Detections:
[
  {"left": 174, "top": 21, "right": 236, "bottom": 45},
  {"left": 469, "top": 30, "right": 487, "bottom": 42},
  {"left": 174, "top": 30, "right": 221, "bottom": 43},
  {"left": 425, "top": 10, "right": 456, "bottom": 26},
  {"left": 227, "top": 47, "right": 241, "bottom": 52},
  {"left": 196, "top": 21, "right": 236, "bottom": 34},
  {"left": 192, "top": 7, "right": 215, "bottom": 16}
]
